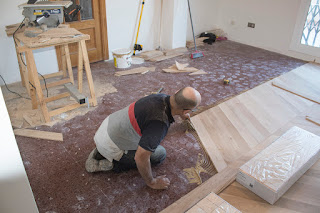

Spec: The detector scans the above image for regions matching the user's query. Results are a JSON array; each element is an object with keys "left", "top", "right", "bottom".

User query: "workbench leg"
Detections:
[
  {"left": 64, "top": 44, "right": 75, "bottom": 84},
  {"left": 25, "top": 50, "right": 50, "bottom": 122},
  {"left": 77, "top": 42, "right": 83, "bottom": 93},
  {"left": 80, "top": 40, "right": 97, "bottom": 106},
  {"left": 14, "top": 38, "right": 27, "bottom": 87},
  {"left": 26, "top": 57, "right": 38, "bottom": 109},
  {"left": 61, "top": 45, "right": 67, "bottom": 78}
]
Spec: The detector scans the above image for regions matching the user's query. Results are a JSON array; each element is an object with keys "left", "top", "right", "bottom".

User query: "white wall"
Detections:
[
  {"left": 0, "top": 88, "right": 38, "bottom": 213},
  {"left": 0, "top": 0, "right": 59, "bottom": 85},
  {"left": 216, "top": 0, "right": 320, "bottom": 62},
  {"left": 186, "top": 0, "right": 220, "bottom": 41},
  {"left": 2, "top": 0, "right": 319, "bottom": 85},
  {"left": 106, "top": 0, "right": 161, "bottom": 58}
]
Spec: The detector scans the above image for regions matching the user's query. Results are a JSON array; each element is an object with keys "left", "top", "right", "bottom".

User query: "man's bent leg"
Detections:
[
  {"left": 150, "top": 145, "right": 166, "bottom": 166},
  {"left": 112, "top": 150, "right": 137, "bottom": 172},
  {"left": 85, "top": 148, "right": 113, "bottom": 173},
  {"left": 112, "top": 145, "right": 166, "bottom": 172}
]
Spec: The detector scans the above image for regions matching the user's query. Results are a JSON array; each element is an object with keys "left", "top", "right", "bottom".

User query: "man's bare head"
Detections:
[{"left": 173, "top": 87, "right": 201, "bottom": 110}]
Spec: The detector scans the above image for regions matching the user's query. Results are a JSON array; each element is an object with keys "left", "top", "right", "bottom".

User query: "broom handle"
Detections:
[
  {"left": 187, "top": 0, "right": 197, "bottom": 51},
  {"left": 134, "top": 0, "right": 145, "bottom": 55}
]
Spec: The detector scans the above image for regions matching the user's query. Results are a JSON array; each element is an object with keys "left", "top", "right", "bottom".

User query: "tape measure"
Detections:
[{"left": 223, "top": 79, "right": 230, "bottom": 85}]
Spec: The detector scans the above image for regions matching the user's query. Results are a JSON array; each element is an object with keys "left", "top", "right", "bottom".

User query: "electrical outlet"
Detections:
[{"left": 248, "top": 22, "right": 255, "bottom": 28}]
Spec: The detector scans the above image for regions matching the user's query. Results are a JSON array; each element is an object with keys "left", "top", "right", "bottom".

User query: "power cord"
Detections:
[
  {"left": 38, "top": 72, "right": 48, "bottom": 97},
  {"left": 0, "top": 74, "right": 31, "bottom": 100}
]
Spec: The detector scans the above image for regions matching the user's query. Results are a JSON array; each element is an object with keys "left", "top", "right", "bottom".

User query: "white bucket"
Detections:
[{"left": 112, "top": 48, "right": 132, "bottom": 69}]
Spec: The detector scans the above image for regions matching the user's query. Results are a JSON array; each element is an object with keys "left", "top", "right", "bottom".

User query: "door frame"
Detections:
[{"left": 99, "top": 0, "right": 109, "bottom": 60}]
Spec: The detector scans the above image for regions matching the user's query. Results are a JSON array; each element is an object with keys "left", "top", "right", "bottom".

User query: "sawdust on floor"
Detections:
[{"left": 2, "top": 76, "right": 118, "bottom": 128}]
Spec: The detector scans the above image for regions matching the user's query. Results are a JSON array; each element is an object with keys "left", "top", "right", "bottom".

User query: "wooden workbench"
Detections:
[{"left": 14, "top": 28, "right": 97, "bottom": 122}]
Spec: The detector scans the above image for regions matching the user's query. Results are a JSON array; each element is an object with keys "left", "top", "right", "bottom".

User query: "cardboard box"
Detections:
[
  {"left": 186, "top": 192, "right": 241, "bottom": 213},
  {"left": 236, "top": 126, "right": 320, "bottom": 204}
]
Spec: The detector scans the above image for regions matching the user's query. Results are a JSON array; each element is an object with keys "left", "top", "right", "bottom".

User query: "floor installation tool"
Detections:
[
  {"left": 133, "top": 0, "right": 146, "bottom": 55},
  {"left": 187, "top": 0, "right": 204, "bottom": 59}
]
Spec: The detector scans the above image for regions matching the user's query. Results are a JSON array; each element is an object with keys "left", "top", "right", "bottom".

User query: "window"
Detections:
[
  {"left": 290, "top": 0, "right": 320, "bottom": 57},
  {"left": 301, "top": 0, "right": 320, "bottom": 47}
]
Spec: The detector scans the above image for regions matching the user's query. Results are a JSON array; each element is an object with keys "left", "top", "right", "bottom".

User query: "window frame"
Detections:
[{"left": 290, "top": 0, "right": 320, "bottom": 57}]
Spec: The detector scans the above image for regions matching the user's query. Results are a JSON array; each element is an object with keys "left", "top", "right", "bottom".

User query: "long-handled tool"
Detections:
[
  {"left": 133, "top": 0, "right": 146, "bottom": 55},
  {"left": 187, "top": 0, "right": 204, "bottom": 59}
]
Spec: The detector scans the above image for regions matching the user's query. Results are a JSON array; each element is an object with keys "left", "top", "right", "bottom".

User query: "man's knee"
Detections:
[{"left": 150, "top": 145, "right": 166, "bottom": 165}]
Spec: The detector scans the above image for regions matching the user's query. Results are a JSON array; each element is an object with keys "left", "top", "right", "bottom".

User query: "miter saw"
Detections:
[{"left": 18, "top": 0, "right": 73, "bottom": 36}]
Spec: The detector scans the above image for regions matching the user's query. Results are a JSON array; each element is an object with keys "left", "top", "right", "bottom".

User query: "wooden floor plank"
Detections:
[
  {"left": 14, "top": 129, "right": 63, "bottom": 141},
  {"left": 237, "top": 91, "right": 277, "bottom": 134},
  {"left": 191, "top": 115, "right": 227, "bottom": 172},
  {"left": 272, "top": 64, "right": 320, "bottom": 104},
  {"left": 219, "top": 103, "right": 258, "bottom": 149},
  {"left": 219, "top": 194, "right": 299, "bottom": 213},
  {"left": 224, "top": 97, "right": 270, "bottom": 143}
]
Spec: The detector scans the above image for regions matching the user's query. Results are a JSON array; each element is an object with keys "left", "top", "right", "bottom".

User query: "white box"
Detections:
[{"left": 236, "top": 126, "right": 320, "bottom": 204}]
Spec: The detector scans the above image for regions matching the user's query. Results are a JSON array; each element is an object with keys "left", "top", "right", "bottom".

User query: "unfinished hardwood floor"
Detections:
[
  {"left": 272, "top": 63, "right": 320, "bottom": 104},
  {"left": 163, "top": 63, "right": 320, "bottom": 213},
  {"left": 190, "top": 77, "right": 313, "bottom": 171}
]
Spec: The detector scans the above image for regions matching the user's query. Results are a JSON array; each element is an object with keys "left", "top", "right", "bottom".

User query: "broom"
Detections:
[
  {"left": 187, "top": 0, "right": 204, "bottom": 59},
  {"left": 188, "top": 0, "right": 203, "bottom": 59}
]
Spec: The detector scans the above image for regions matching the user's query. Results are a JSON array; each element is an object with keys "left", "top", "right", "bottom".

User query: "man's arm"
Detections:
[{"left": 134, "top": 146, "right": 170, "bottom": 189}]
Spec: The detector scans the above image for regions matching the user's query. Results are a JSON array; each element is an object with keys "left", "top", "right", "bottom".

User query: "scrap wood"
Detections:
[
  {"left": 149, "top": 53, "right": 184, "bottom": 62},
  {"left": 164, "top": 47, "right": 188, "bottom": 56},
  {"left": 149, "top": 47, "right": 188, "bottom": 62},
  {"left": 186, "top": 37, "right": 206, "bottom": 48},
  {"left": 23, "top": 109, "right": 44, "bottom": 127},
  {"left": 163, "top": 69, "right": 198, "bottom": 73},
  {"left": 14, "top": 129, "right": 63, "bottom": 142},
  {"left": 189, "top": 70, "right": 208, "bottom": 75},
  {"left": 163, "top": 61, "right": 199, "bottom": 73},
  {"left": 138, "top": 50, "right": 164, "bottom": 60},
  {"left": 175, "top": 61, "right": 189, "bottom": 70},
  {"left": 115, "top": 66, "right": 155, "bottom": 76},
  {"left": 11, "top": 119, "right": 24, "bottom": 129}
]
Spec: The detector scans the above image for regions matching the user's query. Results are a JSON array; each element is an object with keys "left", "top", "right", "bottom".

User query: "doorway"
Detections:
[{"left": 56, "top": 0, "right": 108, "bottom": 68}]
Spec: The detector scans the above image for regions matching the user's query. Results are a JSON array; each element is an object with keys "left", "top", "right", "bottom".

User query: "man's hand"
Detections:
[
  {"left": 135, "top": 146, "right": 170, "bottom": 190},
  {"left": 180, "top": 113, "right": 190, "bottom": 120},
  {"left": 148, "top": 175, "right": 170, "bottom": 189}
]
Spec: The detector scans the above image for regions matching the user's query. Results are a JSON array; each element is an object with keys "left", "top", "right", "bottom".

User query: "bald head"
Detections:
[{"left": 173, "top": 87, "right": 201, "bottom": 110}]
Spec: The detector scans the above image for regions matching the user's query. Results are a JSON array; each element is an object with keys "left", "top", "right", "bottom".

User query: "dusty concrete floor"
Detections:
[{"left": 6, "top": 40, "right": 306, "bottom": 212}]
